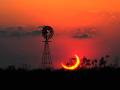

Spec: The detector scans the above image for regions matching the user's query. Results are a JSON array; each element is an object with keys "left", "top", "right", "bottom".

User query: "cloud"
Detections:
[
  {"left": 0, "top": 27, "right": 42, "bottom": 37},
  {"left": 73, "top": 33, "right": 91, "bottom": 39},
  {"left": 0, "top": 30, "right": 42, "bottom": 37},
  {"left": 72, "top": 27, "right": 97, "bottom": 39}
]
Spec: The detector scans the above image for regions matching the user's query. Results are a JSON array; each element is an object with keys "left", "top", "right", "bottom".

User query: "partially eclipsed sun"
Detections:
[{"left": 61, "top": 55, "right": 80, "bottom": 70}]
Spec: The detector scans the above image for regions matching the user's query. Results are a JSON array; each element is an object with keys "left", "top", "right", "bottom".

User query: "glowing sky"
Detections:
[
  {"left": 0, "top": 0, "right": 120, "bottom": 27},
  {"left": 0, "top": 0, "right": 120, "bottom": 68}
]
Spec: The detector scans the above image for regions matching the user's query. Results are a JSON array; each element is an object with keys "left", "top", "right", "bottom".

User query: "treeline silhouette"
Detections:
[
  {"left": 0, "top": 56, "right": 120, "bottom": 82},
  {"left": 0, "top": 66, "right": 120, "bottom": 82}
]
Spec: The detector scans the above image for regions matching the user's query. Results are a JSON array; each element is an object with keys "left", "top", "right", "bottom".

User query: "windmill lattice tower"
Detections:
[{"left": 41, "top": 26, "right": 54, "bottom": 69}]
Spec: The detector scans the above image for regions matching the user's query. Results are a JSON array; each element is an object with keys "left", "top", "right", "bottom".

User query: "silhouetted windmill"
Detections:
[{"left": 40, "top": 26, "right": 54, "bottom": 69}]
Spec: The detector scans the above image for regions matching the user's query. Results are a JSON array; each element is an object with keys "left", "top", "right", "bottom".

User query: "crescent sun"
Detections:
[{"left": 61, "top": 55, "right": 80, "bottom": 70}]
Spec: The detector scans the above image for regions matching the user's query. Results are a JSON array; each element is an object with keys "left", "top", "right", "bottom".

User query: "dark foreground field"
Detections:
[
  {"left": 0, "top": 67, "right": 120, "bottom": 89},
  {"left": 0, "top": 67, "right": 120, "bottom": 82}
]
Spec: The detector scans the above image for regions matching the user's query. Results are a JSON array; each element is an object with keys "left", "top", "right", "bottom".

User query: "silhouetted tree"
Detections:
[
  {"left": 22, "top": 64, "right": 29, "bottom": 70},
  {"left": 92, "top": 59, "right": 98, "bottom": 68},
  {"left": 86, "top": 59, "right": 91, "bottom": 68},
  {"left": 99, "top": 57, "right": 107, "bottom": 67},
  {"left": 7, "top": 65, "right": 16, "bottom": 71},
  {"left": 82, "top": 57, "right": 91, "bottom": 68},
  {"left": 82, "top": 56, "right": 88, "bottom": 68},
  {"left": 113, "top": 56, "right": 119, "bottom": 68}
]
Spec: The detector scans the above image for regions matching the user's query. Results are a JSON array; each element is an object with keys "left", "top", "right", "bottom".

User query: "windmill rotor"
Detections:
[{"left": 41, "top": 26, "right": 54, "bottom": 41}]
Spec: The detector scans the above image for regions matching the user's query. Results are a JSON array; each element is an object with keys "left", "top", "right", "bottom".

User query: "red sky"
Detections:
[
  {"left": 0, "top": 0, "right": 120, "bottom": 68},
  {"left": 0, "top": 0, "right": 120, "bottom": 28}
]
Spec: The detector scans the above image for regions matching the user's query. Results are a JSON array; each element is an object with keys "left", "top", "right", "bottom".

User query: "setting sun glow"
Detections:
[{"left": 61, "top": 55, "right": 80, "bottom": 70}]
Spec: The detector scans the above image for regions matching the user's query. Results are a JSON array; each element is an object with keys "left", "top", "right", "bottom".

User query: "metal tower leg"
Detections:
[{"left": 41, "top": 41, "right": 52, "bottom": 69}]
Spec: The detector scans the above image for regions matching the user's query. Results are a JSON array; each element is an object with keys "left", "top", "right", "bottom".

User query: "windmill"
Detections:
[{"left": 40, "top": 26, "right": 54, "bottom": 69}]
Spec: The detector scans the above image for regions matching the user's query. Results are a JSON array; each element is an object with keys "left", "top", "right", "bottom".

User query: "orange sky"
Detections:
[
  {"left": 0, "top": 0, "right": 120, "bottom": 27},
  {"left": 0, "top": 0, "right": 120, "bottom": 69}
]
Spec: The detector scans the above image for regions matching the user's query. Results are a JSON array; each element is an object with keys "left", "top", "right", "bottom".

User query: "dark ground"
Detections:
[
  {"left": 0, "top": 67, "right": 120, "bottom": 81},
  {"left": 0, "top": 67, "right": 120, "bottom": 89}
]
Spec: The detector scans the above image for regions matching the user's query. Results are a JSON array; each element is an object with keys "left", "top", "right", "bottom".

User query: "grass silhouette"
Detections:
[{"left": 0, "top": 66, "right": 120, "bottom": 82}]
